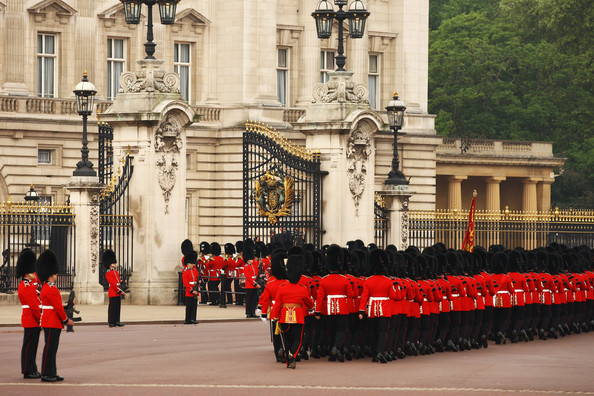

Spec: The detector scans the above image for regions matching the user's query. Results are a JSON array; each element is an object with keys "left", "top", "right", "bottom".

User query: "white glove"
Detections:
[{"left": 260, "top": 316, "right": 267, "bottom": 323}]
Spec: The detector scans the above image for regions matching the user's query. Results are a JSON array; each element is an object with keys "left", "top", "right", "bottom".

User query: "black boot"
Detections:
[
  {"left": 396, "top": 348, "right": 407, "bottom": 359},
  {"left": 520, "top": 330, "right": 530, "bottom": 342},
  {"left": 548, "top": 327, "right": 558, "bottom": 339},
  {"left": 480, "top": 334, "right": 489, "bottom": 348},
  {"left": 446, "top": 339, "right": 459, "bottom": 352},
  {"left": 538, "top": 328, "right": 547, "bottom": 340}
]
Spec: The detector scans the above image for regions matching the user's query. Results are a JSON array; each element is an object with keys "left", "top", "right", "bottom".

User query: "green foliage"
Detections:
[{"left": 429, "top": 0, "right": 594, "bottom": 208}]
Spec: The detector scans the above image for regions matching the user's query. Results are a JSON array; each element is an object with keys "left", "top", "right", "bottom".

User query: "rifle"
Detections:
[{"left": 65, "top": 290, "right": 82, "bottom": 332}]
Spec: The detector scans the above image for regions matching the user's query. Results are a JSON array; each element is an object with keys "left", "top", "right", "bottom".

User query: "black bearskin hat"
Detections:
[
  {"left": 185, "top": 250, "right": 198, "bottom": 265},
  {"left": 445, "top": 251, "right": 460, "bottom": 275},
  {"left": 102, "top": 249, "right": 117, "bottom": 269},
  {"left": 369, "top": 249, "right": 389, "bottom": 275},
  {"left": 507, "top": 250, "right": 522, "bottom": 272},
  {"left": 286, "top": 254, "right": 304, "bottom": 284},
  {"left": 270, "top": 250, "right": 288, "bottom": 280},
  {"left": 243, "top": 245, "right": 255, "bottom": 261},
  {"left": 181, "top": 239, "right": 194, "bottom": 256},
  {"left": 235, "top": 240, "right": 244, "bottom": 254},
  {"left": 259, "top": 243, "right": 270, "bottom": 258},
  {"left": 199, "top": 241, "right": 211, "bottom": 255},
  {"left": 326, "top": 244, "right": 343, "bottom": 272},
  {"left": 16, "top": 249, "right": 36, "bottom": 278},
  {"left": 491, "top": 252, "right": 508, "bottom": 274},
  {"left": 288, "top": 246, "right": 304, "bottom": 257},
  {"left": 224, "top": 243, "right": 236, "bottom": 255},
  {"left": 211, "top": 242, "right": 222, "bottom": 257},
  {"left": 36, "top": 250, "right": 59, "bottom": 283}
]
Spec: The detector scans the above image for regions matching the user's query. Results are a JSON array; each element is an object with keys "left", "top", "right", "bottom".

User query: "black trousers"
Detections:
[
  {"left": 185, "top": 296, "right": 197, "bottom": 323},
  {"left": 437, "top": 311, "right": 450, "bottom": 343},
  {"left": 325, "top": 315, "right": 348, "bottom": 349},
  {"left": 245, "top": 288, "right": 259, "bottom": 316},
  {"left": 21, "top": 327, "right": 41, "bottom": 374},
  {"left": 234, "top": 279, "right": 244, "bottom": 305},
  {"left": 367, "top": 317, "right": 389, "bottom": 355},
  {"left": 279, "top": 323, "right": 305, "bottom": 359},
  {"left": 493, "top": 307, "right": 511, "bottom": 335},
  {"left": 224, "top": 277, "right": 234, "bottom": 304},
  {"left": 207, "top": 280, "right": 220, "bottom": 304},
  {"left": 108, "top": 296, "right": 122, "bottom": 325},
  {"left": 41, "top": 328, "right": 61, "bottom": 377}
]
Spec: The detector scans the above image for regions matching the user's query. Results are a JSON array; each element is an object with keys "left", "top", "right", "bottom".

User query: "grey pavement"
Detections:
[{"left": 0, "top": 301, "right": 253, "bottom": 327}]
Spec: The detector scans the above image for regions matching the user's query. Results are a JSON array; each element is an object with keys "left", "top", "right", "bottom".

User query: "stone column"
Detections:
[
  {"left": 69, "top": 177, "right": 104, "bottom": 304},
  {"left": 538, "top": 180, "right": 553, "bottom": 211},
  {"left": 447, "top": 176, "right": 467, "bottom": 210},
  {"left": 2, "top": 3, "right": 29, "bottom": 95},
  {"left": 380, "top": 187, "right": 415, "bottom": 250},
  {"left": 101, "top": 59, "right": 195, "bottom": 305},
  {"left": 522, "top": 178, "right": 539, "bottom": 212},
  {"left": 485, "top": 177, "right": 505, "bottom": 211}
]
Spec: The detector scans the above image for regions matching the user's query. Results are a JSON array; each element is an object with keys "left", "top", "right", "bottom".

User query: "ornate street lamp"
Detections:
[
  {"left": 73, "top": 71, "right": 97, "bottom": 177},
  {"left": 312, "top": 0, "right": 370, "bottom": 72},
  {"left": 120, "top": 0, "right": 181, "bottom": 59},
  {"left": 24, "top": 185, "right": 41, "bottom": 248},
  {"left": 384, "top": 92, "right": 408, "bottom": 186}
]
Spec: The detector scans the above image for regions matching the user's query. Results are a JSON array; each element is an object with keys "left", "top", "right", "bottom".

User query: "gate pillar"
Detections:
[
  {"left": 101, "top": 59, "right": 196, "bottom": 304},
  {"left": 379, "top": 187, "right": 415, "bottom": 251},
  {"left": 294, "top": 71, "right": 383, "bottom": 245},
  {"left": 69, "top": 177, "right": 104, "bottom": 304}
]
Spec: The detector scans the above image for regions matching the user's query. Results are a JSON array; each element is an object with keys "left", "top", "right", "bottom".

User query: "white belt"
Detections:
[
  {"left": 423, "top": 298, "right": 429, "bottom": 302},
  {"left": 370, "top": 297, "right": 389, "bottom": 301},
  {"left": 497, "top": 291, "right": 509, "bottom": 294},
  {"left": 22, "top": 305, "right": 30, "bottom": 309},
  {"left": 514, "top": 289, "right": 524, "bottom": 293},
  {"left": 189, "top": 282, "right": 197, "bottom": 285},
  {"left": 41, "top": 305, "right": 54, "bottom": 310},
  {"left": 451, "top": 294, "right": 460, "bottom": 297},
  {"left": 368, "top": 297, "right": 389, "bottom": 316},
  {"left": 543, "top": 289, "right": 552, "bottom": 292}
]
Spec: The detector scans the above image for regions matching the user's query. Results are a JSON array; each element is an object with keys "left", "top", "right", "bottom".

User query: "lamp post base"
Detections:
[{"left": 384, "top": 170, "right": 408, "bottom": 186}]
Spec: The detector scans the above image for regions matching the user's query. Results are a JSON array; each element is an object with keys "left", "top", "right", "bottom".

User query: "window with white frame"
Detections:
[
  {"left": 320, "top": 51, "right": 335, "bottom": 83},
  {"left": 368, "top": 54, "right": 380, "bottom": 109},
  {"left": 277, "top": 48, "right": 289, "bottom": 106},
  {"left": 107, "top": 38, "right": 126, "bottom": 100},
  {"left": 174, "top": 43, "right": 191, "bottom": 101},
  {"left": 37, "top": 34, "right": 57, "bottom": 98},
  {"left": 38, "top": 149, "right": 52, "bottom": 165}
]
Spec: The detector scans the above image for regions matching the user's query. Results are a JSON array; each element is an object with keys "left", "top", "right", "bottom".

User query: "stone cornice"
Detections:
[
  {"left": 437, "top": 153, "right": 566, "bottom": 168},
  {"left": 28, "top": 0, "right": 77, "bottom": 18}
]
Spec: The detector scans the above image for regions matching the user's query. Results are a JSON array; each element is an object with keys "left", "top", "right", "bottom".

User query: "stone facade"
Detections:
[{"left": 0, "top": 0, "right": 563, "bottom": 252}]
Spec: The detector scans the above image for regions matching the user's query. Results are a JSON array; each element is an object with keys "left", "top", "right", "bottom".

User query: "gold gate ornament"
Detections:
[{"left": 253, "top": 170, "right": 294, "bottom": 224}]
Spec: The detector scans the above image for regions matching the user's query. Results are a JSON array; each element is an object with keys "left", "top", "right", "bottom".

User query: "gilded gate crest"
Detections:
[{"left": 252, "top": 169, "right": 294, "bottom": 225}]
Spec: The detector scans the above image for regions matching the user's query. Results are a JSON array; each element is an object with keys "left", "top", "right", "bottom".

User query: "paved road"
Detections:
[{"left": 1, "top": 321, "right": 593, "bottom": 396}]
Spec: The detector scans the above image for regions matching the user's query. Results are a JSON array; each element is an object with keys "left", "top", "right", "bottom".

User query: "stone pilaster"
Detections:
[
  {"left": 485, "top": 176, "right": 505, "bottom": 211},
  {"left": 69, "top": 176, "right": 104, "bottom": 304},
  {"left": 522, "top": 177, "right": 539, "bottom": 212},
  {"left": 380, "top": 186, "right": 415, "bottom": 250}
]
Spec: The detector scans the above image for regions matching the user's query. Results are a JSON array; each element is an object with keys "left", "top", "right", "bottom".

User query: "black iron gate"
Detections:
[
  {"left": 243, "top": 122, "right": 323, "bottom": 248},
  {"left": 98, "top": 122, "right": 134, "bottom": 290},
  {"left": 374, "top": 193, "right": 389, "bottom": 249}
]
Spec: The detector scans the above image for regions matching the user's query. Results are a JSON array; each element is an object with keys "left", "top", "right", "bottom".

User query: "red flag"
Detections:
[{"left": 462, "top": 191, "right": 477, "bottom": 252}]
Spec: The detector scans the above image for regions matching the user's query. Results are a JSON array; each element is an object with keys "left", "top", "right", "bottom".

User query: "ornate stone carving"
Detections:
[
  {"left": 346, "top": 129, "right": 372, "bottom": 215},
  {"left": 312, "top": 72, "right": 368, "bottom": 104},
  {"left": 119, "top": 60, "right": 180, "bottom": 94},
  {"left": 401, "top": 197, "right": 409, "bottom": 250},
  {"left": 154, "top": 116, "right": 183, "bottom": 214},
  {"left": 90, "top": 205, "right": 99, "bottom": 274}
]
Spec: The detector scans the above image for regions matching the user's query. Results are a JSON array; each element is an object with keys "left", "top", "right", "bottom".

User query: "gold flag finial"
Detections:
[{"left": 473, "top": 189, "right": 477, "bottom": 198}]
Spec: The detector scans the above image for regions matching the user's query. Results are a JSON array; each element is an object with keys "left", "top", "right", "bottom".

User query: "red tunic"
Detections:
[
  {"left": 270, "top": 283, "right": 314, "bottom": 324},
  {"left": 359, "top": 275, "right": 401, "bottom": 318},
  {"left": 490, "top": 274, "right": 515, "bottom": 308},
  {"left": 436, "top": 277, "right": 453, "bottom": 313},
  {"left": 243, "top": 262, "right": 258, "bottom": 289},
  {"left": 259, "top": 276, "right": 288, "bottom": 315},
  {"left": 446, "top": 275, "right": 465, "bottom": 311},
  {"left": 18, "top": 278, "right": 41, "bottom": 328},
  {"left": 539, "top": 272, "right": 555, "bottom": 305},
  {"left": 298, "top": 275, "right": 316, "bottom": 316},
  {"left": 552, "top": 274, "right": 567, "bottom": 304},
  {"left": 182, "top": 266, "right": 199, "bottom": 297},
  {"left": 105, "top": 268, "right": 123, "bottom": 298},
  {"left": 508, "top": 272, "right": 528, "bottom": 307},
  {"left": 460, "top": 275, "right": 477, "bottom": 311},
  {"left": 316, "top": 273, "right": 355, "bottom": 316},
  {"left": 40, "top": 282, "right": 68, "bottom": 329}
]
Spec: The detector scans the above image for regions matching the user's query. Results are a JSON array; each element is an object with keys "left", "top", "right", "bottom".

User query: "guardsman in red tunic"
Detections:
[
  {"left": 182, "top": 250, "right": 200, "bottom": 324},
  {"left": 259, "top": 251, "right": 288, "bottom": 362},
  {"left": 243, "top": 246, "right": 260, "bottom": 318},
  {"left": 359, "top": 249, "right": 402, "bottom": 363},
  {"left": 315, "top": 244, "right": 355, "bottom": 362},
  {"left": 17, "top": 249, "right": 42, "bottom": 379},
  {"left": 223, "top": 243, "right": 237, "bottom": 305},
  {"left": 507, "top": 250, "right": 529, "bottom": 342},
  {"left": 103, "top": 250, "right": 125, "bottom": 328},
  {"left": 490, "top": 251, "right": 515, "bottom": 344},
  {"left": 270, "top": 255, "right": 314, "bottom": 369},
  {"left": 207, "top": 242, "right": 224, "bottom": 305},
  {"left": 233, "top": 241, "right": 246, "bottom": 306},
  {"left": 198, "top": 242, "right": 212, "bottom": 304},
  {"left": 37, "top": 250, "right": 74, "bottom": 382},
  {"left": 180, "top": 239, "right": 193, "bottom": 268},
  {"left": 445, "top": 251, "right": 466, "bottom": 350}
]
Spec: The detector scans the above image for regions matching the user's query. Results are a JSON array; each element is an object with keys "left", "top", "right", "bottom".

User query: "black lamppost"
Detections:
[
  {"left": 384, "top": 92, "right": 408, "bottom": 186},
  {"left": 73, "top": 71, "right": 97, "bottom": 177},
  {"left": 24, "top": 185, "right": 41, "bottom": 248},
  {"left": 312, "top": 0, "right": 370, "bottom": 72},
  {"left": 120, "top": 0, "right": 181, "bottom": 60}
]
